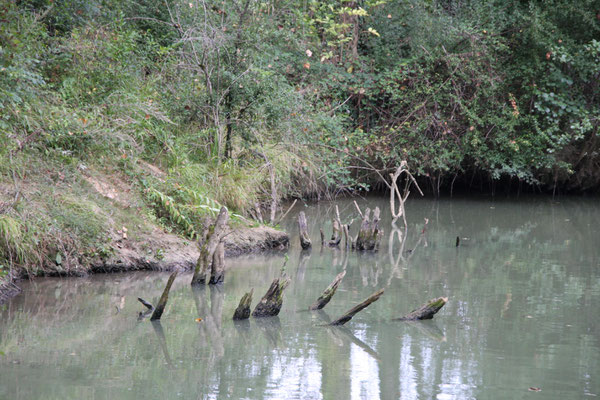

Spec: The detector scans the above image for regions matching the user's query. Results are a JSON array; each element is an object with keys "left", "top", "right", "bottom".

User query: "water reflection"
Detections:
[{"left": 1, "top": 196, "right": 599, "bottom": 399}]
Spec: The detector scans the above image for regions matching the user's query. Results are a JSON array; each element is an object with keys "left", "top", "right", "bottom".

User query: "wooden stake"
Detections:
[
  {"left": 310, "top": 271, "right": 346, "bottom": 310},
  {"left": 150, "top": 271, "right": 178, "bottom": 321},
  {"left": 329, "top": 289, "right": 384, "bottom": 326}
]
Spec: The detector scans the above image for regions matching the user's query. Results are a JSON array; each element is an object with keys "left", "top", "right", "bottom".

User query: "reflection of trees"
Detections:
[{"left": 1, "top": 197, "right": 600, "bottom": 399}]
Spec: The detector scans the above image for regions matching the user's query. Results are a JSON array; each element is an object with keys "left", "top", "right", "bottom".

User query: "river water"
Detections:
[{"left": 1, "top": 196, "right": 599, "bottom": 400}]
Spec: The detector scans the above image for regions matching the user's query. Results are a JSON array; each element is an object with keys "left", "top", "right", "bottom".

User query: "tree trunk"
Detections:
[
  {"left": 252, "top": 274, "right": 291, "bottom": 317},
  {"left": 396, "top": 297, "right": 448, "bottom": 321},
  {"left": 191, "top": 207, "right": 229, "bottom": 285},
  {"left": 310, "top": 271, "right": 346, "bottom": 310},
  {"left": 233, "top": 289, "right": 254, "bottom": 320},
  {"left": 209, "top": 241, "right": 226, "bottom": 284},
  {"left": 150, "top": 271, "right": 178, "bottom": 321},
  {"left": 329, "top": 288, "right": 384, "bottom": 326},
  {"left": 298, "top": 211, "right": 312, "bottom": 249}
]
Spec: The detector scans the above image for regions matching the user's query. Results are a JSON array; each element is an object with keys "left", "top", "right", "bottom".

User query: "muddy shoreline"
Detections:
[{"left": 0, "top": 225, "right": 289, "bottom": 304}]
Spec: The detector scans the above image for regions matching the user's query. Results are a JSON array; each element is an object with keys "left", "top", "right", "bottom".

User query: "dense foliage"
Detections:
[
  {"left": 1, "top": 0, "right": 599, "bottom": 274},
  {"left": 3, "top": 0, "right": 599, "bottom": 194}
]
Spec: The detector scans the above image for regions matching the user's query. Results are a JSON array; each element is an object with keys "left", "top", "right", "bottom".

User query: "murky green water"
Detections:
[{"left": 1, "top": 196, "right": 599, "bottom": 400}]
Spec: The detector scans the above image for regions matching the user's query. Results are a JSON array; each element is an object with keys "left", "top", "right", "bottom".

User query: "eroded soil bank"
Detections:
[{"left": 0, "top": 224, "right": 289, "bottom": 304}]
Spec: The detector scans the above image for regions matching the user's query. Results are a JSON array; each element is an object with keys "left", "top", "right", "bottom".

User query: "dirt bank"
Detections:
[
  {"left": 0, "top": 225, "right": 289, "bottom": 304},
  {"left": 91, "top": 225, "right": 289, "bottom": 273}
]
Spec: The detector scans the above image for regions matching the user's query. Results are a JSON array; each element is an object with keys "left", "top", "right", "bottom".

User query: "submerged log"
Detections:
[
  {"left": 396, "top": 297, "right": 448, "bottom": 321},
  {"left": 233, "top": 289, "right": 254, "bottom": 320},
  {"left": 209, "top": 241, "right": 226, "bottom": 284},
  {"left": 329, "top": 288, "right": 384, "bottom": 326},
  {"left": 150, "top": 271, "right": 178, "bottom": 321},
  {"left": 298, "top": 211, "right": 312, "bottom": 250},
  {"left": 310, "top": 271, "right": 346, "bottom": 310},
  {"left": 252, "top": 274, "right": 291, "bottom": 317},
  {"left": 355, "top": 207, "right": 383, "bottom": 251},
  {"left": 191, "top": 207, "right": 229, "bottom": 285}
]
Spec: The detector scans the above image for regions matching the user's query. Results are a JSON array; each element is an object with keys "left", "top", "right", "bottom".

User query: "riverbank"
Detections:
[
  {"left": 0, "top": 223, "right": 289, "bottom": 304},
  {"left": 0, "top": 159, "right": 290, "bottom": 304}
]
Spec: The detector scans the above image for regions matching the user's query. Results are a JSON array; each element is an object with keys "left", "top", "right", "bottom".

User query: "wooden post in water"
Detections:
[
  {"left": 252, "top": 274, "right": 291, "bottom": 317},
  {"left": 150, "top": 271, "right": 178, "bottom": 321},
  {"left": 329, "top": 289, "right": 384, "bottom": 326},
  {"left": 310, "top": 271, "right": 346, "bottom": 310},
  {"left": 233, "top": 289, "right": 254, "bottom": 320},
  {"left": 192, "top": 207, "right": 229, "bottom": 285},
  {"left": 395, "top": 297, "right": 448, "bottom": 321},
  {"left": 298, "top": 211, "right": 312, "bottom": 250}
]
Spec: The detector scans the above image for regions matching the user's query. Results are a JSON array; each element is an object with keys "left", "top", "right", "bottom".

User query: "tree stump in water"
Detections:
[
  {"left": 328, "top": 219, "right": 341, "bottom": 247},
  {"left": 396, "top": 297, "right": 448, "bottom": 321},
  {"left": 209, "top": 241, "right": 226, "bottom": 284},
  {"left": 252, "top": 274, "right": 291, "bottom": 317},
  {"left": 329, "top": 289, "right": 384, "bottom": 326},
  {"left": 310, "top": 271, "right": 346, "bottom": 310},
  {"left": 355, "top": 207, "right": 383, "bottom": 251},
  {"left": 150, "top": 271, "right": 178, "bottom": 321},
  {"left": 298, "top": 211, "right": 312, "bottom": 249},
  {"left": 233, "top": 289, "right": 254, "bottom": 320},
  {"left": 191, "top": 207, "right": 229, "bottom": 285}
]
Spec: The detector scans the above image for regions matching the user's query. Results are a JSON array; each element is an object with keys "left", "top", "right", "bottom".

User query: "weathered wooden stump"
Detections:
[
  {"left": 150, "top": 271, "right": 178, "bottom": 321},
  {"left": 252, "top": 274, "right": 291, "bottom": 317},
  {"left": 310, "top": 271, "right": 346, "bottom": 310},
  {"left": 191, "top": 207, "right": 229, "bottom": 285},
  {"left": 209, "top": 241, "right": 226, "bottom": 284},
  {"left": 233, "top": 289, "right": 254, "bottom": 320},
  {"left": 396, "top": 297, "right": 448, "bottom": 321},
  {"left": 298, "top": 211, "right": 312, "bottom": 249},
  {"left": 355, "top": 207, "right": 383, "bottom": 251},
  {"left": 329, "top": 288, "right": 384, "bottom": 326},
  {"left": 328, "top": 219, "right": 341, "bottom": 247}
]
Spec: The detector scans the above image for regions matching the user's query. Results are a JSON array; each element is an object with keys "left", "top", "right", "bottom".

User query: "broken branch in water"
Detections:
[
  {"left": 395, "top": 297, "right": 448, "bottom": 321},
  {"left": 310, "top": 270, "right": 346, "bottom": 310},
  {"left": 329, "top": 289, "right": 384, "bottom": 326},
  {"left": 150, "top": 271, "right": 178, "bottom": 321},
  {"left": 137, "top": 297, "right": 154, "bottom": 310}
]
